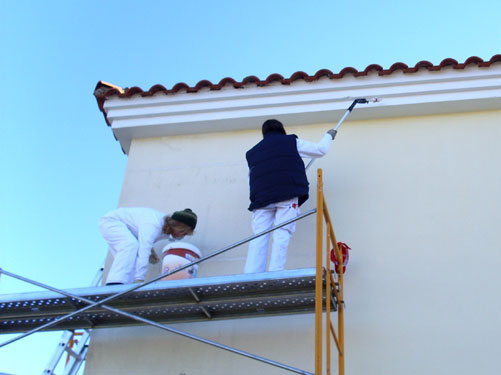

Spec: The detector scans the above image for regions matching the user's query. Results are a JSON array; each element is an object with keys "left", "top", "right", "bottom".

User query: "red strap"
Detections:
[{"left": 163, "top": 248, "right": 200, "bottom": 260}]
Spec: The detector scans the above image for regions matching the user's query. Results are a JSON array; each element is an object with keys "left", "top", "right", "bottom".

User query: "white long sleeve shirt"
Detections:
[{"left": 296, "top": 133, "right": 332, "bottom": 158}]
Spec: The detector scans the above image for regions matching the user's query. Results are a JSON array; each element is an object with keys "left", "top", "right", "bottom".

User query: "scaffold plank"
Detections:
[{"left": 0, "top": 268, "right": 321, "bottom": 334}]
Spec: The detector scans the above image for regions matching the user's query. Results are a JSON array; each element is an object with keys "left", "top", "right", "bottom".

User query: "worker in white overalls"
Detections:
[
  {"left": 244, "top": 119, "right": 336, "bottom": 273},
  {"left": 99, "top": 207, "right": 197, "bottom": 285}
]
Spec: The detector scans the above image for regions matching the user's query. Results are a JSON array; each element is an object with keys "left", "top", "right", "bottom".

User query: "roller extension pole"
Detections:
[{"left": 305, "top": 98, "right": 380, "bottom": 170}]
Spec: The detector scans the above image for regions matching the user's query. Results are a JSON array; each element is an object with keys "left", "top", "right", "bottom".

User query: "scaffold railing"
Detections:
[{"left": 0, "top": 168, "right": 346, "bottom": 375}]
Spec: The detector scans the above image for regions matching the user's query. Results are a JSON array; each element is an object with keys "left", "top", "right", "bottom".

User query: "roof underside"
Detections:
[{"left": 94, "top": 54, "right": 501, "bottom": 153}]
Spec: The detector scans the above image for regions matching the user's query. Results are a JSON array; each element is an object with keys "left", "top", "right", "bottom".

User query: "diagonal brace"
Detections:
[{"left": 1, "top": 269, "right": 313, "bottom": 375}]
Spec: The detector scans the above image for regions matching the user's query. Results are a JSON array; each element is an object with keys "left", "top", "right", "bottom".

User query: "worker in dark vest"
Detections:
[{"left": 244, "top": 119, "right": 337, "bottom": 273}]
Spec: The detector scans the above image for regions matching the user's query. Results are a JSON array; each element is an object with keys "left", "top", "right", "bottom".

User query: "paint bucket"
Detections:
[{"left": 161, "top": 241, "right": 202, "bottom": 281}]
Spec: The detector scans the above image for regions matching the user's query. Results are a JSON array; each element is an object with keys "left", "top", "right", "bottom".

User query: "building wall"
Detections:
[{"left": 86, "top": 110, "right": 501, "bottom": 375}]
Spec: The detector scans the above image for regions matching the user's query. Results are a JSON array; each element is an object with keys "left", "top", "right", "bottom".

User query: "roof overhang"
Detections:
[{"left": 98, "top": 64, "right": 501, "bottom": 154}]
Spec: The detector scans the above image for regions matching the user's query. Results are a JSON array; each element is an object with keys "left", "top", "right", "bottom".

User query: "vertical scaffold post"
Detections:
[
  {"left": 324, "top": 202, "right": 345, "bottom": 375},
  {"left": 338, "top": 242, "right": 345, "bottom": 375},
  {"left": 315, "top": 168, "right": 324, "bottom": 374},
  {"left": 325, "top": 225, "right": 332, "bottom": 375}
]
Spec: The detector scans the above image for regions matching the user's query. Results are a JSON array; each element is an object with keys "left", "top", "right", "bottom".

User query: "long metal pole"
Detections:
[
  {"left": 0, "top": 208, "right": 316, "bottom": 348},
  {"left": 0, "top": 269, "right": 313, "bottom": 375},
  {"left": 306, "top": 98, "right": 378, "bottom": 171}
]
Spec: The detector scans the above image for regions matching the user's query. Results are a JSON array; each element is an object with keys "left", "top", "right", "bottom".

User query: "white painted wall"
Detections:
[{"left": 86, "top": 110, "right": 501, "bottom": 375}]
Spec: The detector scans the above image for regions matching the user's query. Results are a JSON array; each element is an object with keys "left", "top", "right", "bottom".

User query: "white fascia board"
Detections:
[{"left": 103, "top": 65, "right": 501, "bottom": 153}]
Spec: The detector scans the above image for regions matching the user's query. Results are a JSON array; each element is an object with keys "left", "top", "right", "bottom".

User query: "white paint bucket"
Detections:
[{"left": 161, "top": 241, "right": 202, "bottom": 281}]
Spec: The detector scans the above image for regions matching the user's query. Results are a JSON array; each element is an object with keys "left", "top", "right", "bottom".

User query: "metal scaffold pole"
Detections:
[
  {"left": 1, "top": 269, "right": 313, "bottom": 375},
  {"left": 1, "top": 209, "right": 318, "bottom": 375},
  {"left": 315, "top": 169, "right": 324, "bottom": 375},
  {"left": 0, "top": 209, "right": 316, "bottom": 348}
]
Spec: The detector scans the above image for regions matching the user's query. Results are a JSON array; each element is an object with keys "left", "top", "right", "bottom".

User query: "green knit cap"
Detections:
[{"left": 171, "top": 208, "right": 197, "bottom": 230}]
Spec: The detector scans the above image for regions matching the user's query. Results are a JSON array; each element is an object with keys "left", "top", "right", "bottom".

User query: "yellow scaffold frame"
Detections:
[{"left": 315, "top": 168, "right": 345, "bottom": 375}]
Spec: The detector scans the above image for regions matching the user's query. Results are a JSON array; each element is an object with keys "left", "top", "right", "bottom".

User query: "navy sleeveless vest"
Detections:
[{"left": 246, "top": 132, "right": 309, "bottom": 211}]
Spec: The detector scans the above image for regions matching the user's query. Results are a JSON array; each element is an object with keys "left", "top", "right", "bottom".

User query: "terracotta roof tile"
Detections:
[
  {"left": 149, "top": 84, "right": 167, "bottom": 94},
  {"left": 312, "top": 69, "right": 336, "bottom": 79},
  {"left": 94, "top": 54, "right": 501, "bottom": 125},
  {"left": 360, "top": 64, "right": 384, "bottom": 75}
]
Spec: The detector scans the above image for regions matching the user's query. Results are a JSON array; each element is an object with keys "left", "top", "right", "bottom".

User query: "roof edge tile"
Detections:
[{"left": 93, "top": 54, "right": 501, "bottom": 126}]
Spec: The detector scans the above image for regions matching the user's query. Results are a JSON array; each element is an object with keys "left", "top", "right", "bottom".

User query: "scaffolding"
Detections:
[{"left": 0, "top": 169, "right": 345, "bottom": 375}]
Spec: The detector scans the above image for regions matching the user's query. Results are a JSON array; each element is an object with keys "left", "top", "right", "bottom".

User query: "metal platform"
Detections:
[{"left": 0, "top": 268, "right": 323, "bottom": 334}]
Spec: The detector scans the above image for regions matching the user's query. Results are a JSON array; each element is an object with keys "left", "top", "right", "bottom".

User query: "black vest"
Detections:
[{"left": 246, "top": 132, "right": 309, "bottom": 211}]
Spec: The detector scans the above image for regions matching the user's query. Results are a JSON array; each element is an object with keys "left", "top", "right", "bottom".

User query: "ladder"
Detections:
[{"left": 41, "top": 266, "right": 103, "bottom": 375}]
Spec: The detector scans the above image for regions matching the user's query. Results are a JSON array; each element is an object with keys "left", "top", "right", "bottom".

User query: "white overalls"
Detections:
[{"left": 99, "top": 207, "right": 170, "bottom": 284}]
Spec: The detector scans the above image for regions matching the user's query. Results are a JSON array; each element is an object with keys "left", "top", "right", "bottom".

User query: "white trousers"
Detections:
[
  {"left": 99, "top": 217, "right": 142, "bottom": 284},
  {"left": 244, "top": 197, "right": 299, "bottom": 273}
]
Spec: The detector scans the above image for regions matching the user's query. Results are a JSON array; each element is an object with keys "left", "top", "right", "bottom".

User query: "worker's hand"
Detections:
[
  {"left": 327, "top": 129, "right": 337, "bottom": 140},
  {"left": 149, "top": 249, "right": 160, "bottom": 264}
]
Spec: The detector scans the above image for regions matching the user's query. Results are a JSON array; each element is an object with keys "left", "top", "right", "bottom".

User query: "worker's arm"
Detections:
[
  {"left": 149, "top": 249, "right": 160, "bottom": 264},
  {"left": 135, "top": 224, "right": 162, "bottom": 281},
  {"left": 296, "top": 133, "right": 333, "bottom": 158}
]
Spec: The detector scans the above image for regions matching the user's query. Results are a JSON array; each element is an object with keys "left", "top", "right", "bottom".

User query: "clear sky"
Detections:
[{"left": 0, "top": 0, "right": 499, "bottom": 373}]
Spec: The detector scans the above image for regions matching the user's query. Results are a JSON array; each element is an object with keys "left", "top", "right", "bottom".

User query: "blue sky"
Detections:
[{"left": 0, "top": 1, "right": 499, "bottom": 373}]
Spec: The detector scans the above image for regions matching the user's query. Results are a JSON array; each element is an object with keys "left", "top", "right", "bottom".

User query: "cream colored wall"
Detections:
[
  {"left": 117, "top": 129, "right": 258, "bottom": 277},
  {"left": 86, "top": 110, "right": 501, "bottom": 375}
]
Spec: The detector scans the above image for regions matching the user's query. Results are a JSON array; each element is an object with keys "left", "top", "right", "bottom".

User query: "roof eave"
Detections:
[{"left": 96, "top": 62, "right": 501, "bottom": 154}]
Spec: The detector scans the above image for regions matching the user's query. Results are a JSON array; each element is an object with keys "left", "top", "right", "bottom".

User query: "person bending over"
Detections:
[{"left": 99, "top": 207, "right": 197, "bottom": 285}]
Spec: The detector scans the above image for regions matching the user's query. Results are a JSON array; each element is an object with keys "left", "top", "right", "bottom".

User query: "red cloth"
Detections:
[{"left": 330, "top": 242, "right": 351, "bottom": 274}]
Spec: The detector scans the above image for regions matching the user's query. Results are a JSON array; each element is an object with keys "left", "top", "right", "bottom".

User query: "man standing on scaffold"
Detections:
[{"left": 244, "top": 119, "right": 336, "bottom": 273}]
